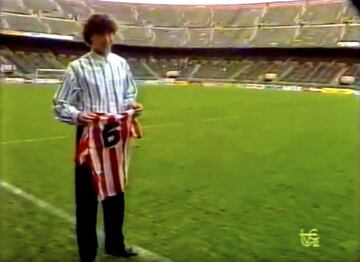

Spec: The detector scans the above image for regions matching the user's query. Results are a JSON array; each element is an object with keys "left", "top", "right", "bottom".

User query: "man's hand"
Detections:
[
  {"left": 77, "top": 112, "right": 97, "bottom": 125},
  {"left": 125, "top": 103, "right": 143, "bottom": 117}
]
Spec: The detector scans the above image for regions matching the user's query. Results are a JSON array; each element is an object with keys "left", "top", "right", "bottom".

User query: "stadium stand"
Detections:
[
  {"left": 0, "top": 0, "right": 359, "bottom": 89},
  {"left": 147, "top": 57, "right": 194, "bottom": 78},
  {"left": 342, "top": 63, "right": 360, "bottom": 86},
  {"left": 88, "top": 1, "right": 137, "bottom": 25},
  {"left": 343, "top": 2, "right": 360, "bottom": 22},
  {"left": 127, "top": 57, "right": 155, "bottom": 79},
  {"left": 342, "top": 24, "right": 360, "bottom": 42},
  {"left": 279, "top": 60, "right": 316, "bottom": 82},
  {"left": 56, "top": 53, "right": 78, "bottom": 66},
  {"left": 41, "top": 17, "right": 81, "bottom": 35},
  {"left": 211, "top": 28, "right": 254, "bottom": 47},
  {"left": 1, "top": 13, "right": 49, "bottom": 33},
  {"left": 22, "top": 0, "right": 59, "bottom": 14},
  {"left": 2, "top": 0, "right": 30, "bottom": 14},
  {"left": 152, "top": 28, "right": 187, "bottom": 48},
  {"left": 293, "top": 25, "right": 343, "bottom": 47},
  {"left": 259, "top": 60, "right": 290, "bottom": 79},
  {"left": 42, "top": 52, "right": 65, "bottom": 69},
  {"left": 182, "top": 6, "right": 212, "bottom": 28},
  {"left": 309, "top": 61, "right": 345, "bottom": 83},
  {"left": 55, "top": 0, "right": 92, "bottom": 20},
  {"left": 1, "top": 40, "right": 359, "bottom": 89},
  {"left": 136, "top": 5, "right": 183, "bottom": 27},
  {"left": 212, "top": 4, "right": 264, "bottom": 27},
  {"left": 261, "top": 3, "right": 302, "bottom": 26},
  {"left": 193, "top": 59, "right": 245, "bottom": 79},
  {"left": 187, "top": 29, "right": 212, "bottom": 47},
  {"left": 212, "top": 28, "right": 243, "bottom": 47},
  {"left": 300, "top": 1, "right": 346, "bottom": 24},
  {"left": 0, "top": 0, "right": 359, "bottom": 48},
  {"left": 118, "top": 26, "right": 154, "bottom": 46},
  {"left": 233, "top": 59, "right": 271, "bottom": 81},
  {"left": 251, "top": 27, "right": 297, "bottom": 47}
]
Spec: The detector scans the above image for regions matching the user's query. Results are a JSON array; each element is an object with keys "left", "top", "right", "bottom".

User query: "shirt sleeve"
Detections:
[
  {"left": 52, "top": 64, "right": 81, "bottom": 125},
  {"left": 123, "top": 61, "right": 138, "bottom": 108}
]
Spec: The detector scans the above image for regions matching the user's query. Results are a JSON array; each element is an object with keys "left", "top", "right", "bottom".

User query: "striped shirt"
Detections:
[{"left": 52, "top": 50, "right": 138, "bottom": 125}]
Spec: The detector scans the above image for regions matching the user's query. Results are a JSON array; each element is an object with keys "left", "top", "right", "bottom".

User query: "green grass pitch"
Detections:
[{"left": 1, "top": 84, "right": 359, "bottom": 261}]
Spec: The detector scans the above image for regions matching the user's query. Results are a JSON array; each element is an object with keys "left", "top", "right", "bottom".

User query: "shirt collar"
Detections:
[{"left": 90, "top": 50, "right": 111, "bottom": 62}]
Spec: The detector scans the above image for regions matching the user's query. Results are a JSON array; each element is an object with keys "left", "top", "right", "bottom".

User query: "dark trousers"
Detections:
[{"left": 75, "top": 125, "right": 126, "bottom": 262}]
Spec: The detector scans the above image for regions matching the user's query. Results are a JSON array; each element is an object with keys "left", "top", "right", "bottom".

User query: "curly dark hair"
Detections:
[{"left": 83, "top": 14, "right": 118, "bottom": 45}]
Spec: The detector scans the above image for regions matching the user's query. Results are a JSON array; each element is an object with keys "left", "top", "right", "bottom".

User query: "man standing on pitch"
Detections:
[{"left": 52, "top": 14, "right": 142, "bottom": 262}]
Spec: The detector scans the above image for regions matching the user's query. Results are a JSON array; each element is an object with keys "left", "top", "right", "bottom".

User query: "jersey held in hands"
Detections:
[{"left": 75, "top": 110, "right": 142, "bottom": 201}]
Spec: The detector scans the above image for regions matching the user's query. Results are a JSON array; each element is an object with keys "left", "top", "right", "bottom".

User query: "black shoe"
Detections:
[{"left": 105, "top": 247, "right": 138, "bottom": 258}]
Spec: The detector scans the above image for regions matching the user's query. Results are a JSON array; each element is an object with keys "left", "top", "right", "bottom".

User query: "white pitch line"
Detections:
[
  {"left": 0, "top": 136, "right": 67, "bottom": 145},
  {"left": 0, "top": 180, "right": 173, "bottom": 262},
  {"left": 142, "top": 123, "right": 182, "bottom": 129},
  {"left": 0, "top": 115, "right": 240, "bottom": 145},
  {"left": 202, "top": 115, "right": 240, "bottom": 122}
]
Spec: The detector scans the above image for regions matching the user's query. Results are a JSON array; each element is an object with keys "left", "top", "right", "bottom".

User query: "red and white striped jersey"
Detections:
[{"left": 75, "top": 109, "right": 142, "bottom": 201}]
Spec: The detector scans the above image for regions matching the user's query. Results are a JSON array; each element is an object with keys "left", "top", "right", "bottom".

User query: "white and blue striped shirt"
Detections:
[{"left": 52, "top": 51, "right": 137, "bottom": 125}]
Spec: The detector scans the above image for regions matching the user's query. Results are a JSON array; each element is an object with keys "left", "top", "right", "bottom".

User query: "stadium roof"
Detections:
[{"left": 100, "top": 0, "right": 301, "bottom": 5}]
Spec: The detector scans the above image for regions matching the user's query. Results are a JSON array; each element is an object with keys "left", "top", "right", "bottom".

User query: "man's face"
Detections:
[{"left": 91, "top": 32, "right": 115, "bottom": 55}]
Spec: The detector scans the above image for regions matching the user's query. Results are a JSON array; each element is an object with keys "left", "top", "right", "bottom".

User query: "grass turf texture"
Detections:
[{"left": 1, "top": 84, "right": 359, "bottom": 261}]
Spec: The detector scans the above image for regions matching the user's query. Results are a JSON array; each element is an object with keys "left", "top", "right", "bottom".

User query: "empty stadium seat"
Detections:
[
  {"left": 1, "top": 13, "right": 49, "bottom": 33},
  {"left": 194, "top": 59, "right": 243, "bottom": 79},
  {"left": 187, "top": 29, "right": 212, "bottom": 47},
  {"left": 0, "top": 47, "right": 16, "bottom": 71},
  {"left": 193, "top": 60, "right": 221, "bottom": 78},
  {"left": 146, "top": 58, "right": 164, "bottom": 76},
  {"left": 301, "top": 61, "right": 343, "bottom": 83},
  {"left": 57, "top": 54, "right": 70, "bottom": 66},
  {"left": 57, "top": 53, "right": 78, "bottom": 66},
  {"left": 212, "top": 5, "right": 263, "bottom": 27},
  {"left": 118, "top": 26, "right": 154, "bottom": 46},
  {"left": 43, "top": 52, "right": 65, "bottom": 69},
  {"left": 145, "top": 57, "right": 198, "bottom": 79},
  {"left": 136, "top": 5, "right": 183, "bottom": 27},
  {"left": 342, "top": 3, "right": 360, "bottom": 22},
  {"left": 234, "top": 59, "right": 272, "bottom": 81},
  {"left": 41, "top": 17, "right": 81, "bottom": 36},
  {"left": 23, "top": 0, "right": 58, "bottom": 13},
  {"left": 300, "top": 1, "right": 345, "bottom": 24},
  {"left": 127, "top": 58, "right": 154, "bottom": 79},
  {"left": 0, "top": 55, "right": 9, "bottom": 64},
  {"left": 12, "top": 51, "right": 35, "bottom": 74},
  {"left": 342, "top": 64, "right": 360, "bottom": 86},
  {"left": 341, "top": 25, "right": 360, "bottom": 42},
  {"left": 211, "top": 28, "right": 254, "bottom": 47},
  {"left": 2, "top": 0, "right": 30, "bottom": 14},
  {"left": 279, "top": 61, "right": 315, "bottom": 82},
  {"left": 89, "top": 2, "right": 137, "bottom": 25},
  {"left": 294, "top": 25, "right": 342, "bottom": 47},
  {"left": 0, "top": 52, "right": 29, "bottom": 76},
  {"left": 252, "top": 27, "right": 297, "bottom": 47},
  {"left": 211, "top": 29, "right": 240, "bottom": 47},
  {"left": 1, "top": 0, "right": 30, "bottom": 14},
  {"left": 55, "top": 0, "right": 92, "bottom": 20},
  {"left": 262, "top": 3, "right": 302, "bottom": 26},
  {"left": 182, "top": 6, "right": 212, "bottom": 27},
  {"left": 152, "top": 28, "right": 187, "bottom": 48}
]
